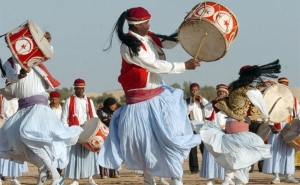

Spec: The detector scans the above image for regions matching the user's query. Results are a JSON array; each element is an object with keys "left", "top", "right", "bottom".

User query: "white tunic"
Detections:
[
  {"left": 187, "top": 97, "right": 209, "bottom": 122},
  {"left": 121, "top": 31, "right": 185, "bottom": 90},
  {"left": 61, "top": 94, "right": 97, "bottom": 126},
  {"left": 3, "top": 57, "right": 47, "bottom": 98},
  {"left": 51, "top": 105, "right": 62, "bottom": 119},
  {"left": 1, "top": 97, "right": 18, "bottom": 119}
]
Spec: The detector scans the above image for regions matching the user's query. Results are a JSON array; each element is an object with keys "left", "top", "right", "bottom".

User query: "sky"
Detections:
[{"left": 0, "top": 0, "right": 299, "bottom": 93}]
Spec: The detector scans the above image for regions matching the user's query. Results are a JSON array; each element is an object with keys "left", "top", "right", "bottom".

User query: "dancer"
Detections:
[
  {"left": 0, "top": 31, "right": 82, "bottom": 185},
  {"left": 201, "top": 61, "right": 281, "bottom": 185},
  {"left": 98, "top": 6, "right": 201, "bottom": 185}
]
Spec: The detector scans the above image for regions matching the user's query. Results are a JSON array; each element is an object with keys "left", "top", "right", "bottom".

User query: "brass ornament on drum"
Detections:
[
  {"left": 78, "top": 118, "right": 109, "bottom": 153},
  {"left": 178, "top": 1, "right": 239, "bottom": 61},
  {"left": 263, "top": 83, "right": 294, "bottom": 123},
  {"left": 5, "top": 20, "right": 53, "bottom": 70}
]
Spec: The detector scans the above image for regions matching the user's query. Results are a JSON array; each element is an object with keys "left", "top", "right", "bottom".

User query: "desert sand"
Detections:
[{"left": 3, "top": 147, "right": 300, "bottom": 185}]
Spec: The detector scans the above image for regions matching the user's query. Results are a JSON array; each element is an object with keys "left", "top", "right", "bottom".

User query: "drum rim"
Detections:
[
  {"left": 281, "top": 119, "right": 300, "bottom": 141},
  {"left": 178, "top": 19, "right": 228, "bottom": 62},
  {"left": 27, "top": 20, "right": 53, "bottom": 59},
  {"left": 5, "top": 20, "right": 53, "bottom": 70},
  {"left": 184, "top": 1, "right": 239, "bottom": 42},
  {"left": 263, "top": 83, "right": 294, "bottom": 122}
]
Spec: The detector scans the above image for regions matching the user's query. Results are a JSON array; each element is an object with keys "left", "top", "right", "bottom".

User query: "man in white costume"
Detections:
[
  {"left": 186, "top": 82, "right": 209, "bottom": 174},
  {"left": 61, "top": 78, "right": 99, "bottom": 185},
  {"left": 0, "top": 32, "right": 82, "bottom": 185},
  {"left": 200, "top": 84, "right": 228, "bottom": 185},
  {"left": 97, "top": 6, "right": 202, "bottom": 185}
]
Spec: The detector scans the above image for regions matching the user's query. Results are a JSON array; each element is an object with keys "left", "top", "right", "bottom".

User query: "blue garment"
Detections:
[
  {"left": 200, "top": 120, "right": 271, "bottom": 183},
  {"left": 64, "top": 143, "right": 99, "bottom": 179},
  {"left": 0, "top": 103, "right": 83, "bottom": 167},
  {"left": 200, "top": 147, "right": 225, "bottom": 180},
  {"left": 98, "top": 86, "right": 201, "bottom": 178},
  {"left": 0, "top": 159, "right": 28, "bottom": 177},
  {"left": 262, "top": 122, "right": 295, "bottom": 175}
]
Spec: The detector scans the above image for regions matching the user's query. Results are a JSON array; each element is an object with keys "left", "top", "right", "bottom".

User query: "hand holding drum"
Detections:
[{"left": 185, "top": 59, "right": 201, "bottom": 70}]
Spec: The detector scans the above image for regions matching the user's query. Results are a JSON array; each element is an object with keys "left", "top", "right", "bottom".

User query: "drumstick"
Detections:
[
  {"left": 194, "top": 33, "right": 208, "bottom": 60},
  {"left": 268, "top": 97, "right": 282, "bottom": 115}
]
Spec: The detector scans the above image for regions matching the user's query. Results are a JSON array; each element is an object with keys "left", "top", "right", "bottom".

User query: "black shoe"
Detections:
[{"left": 0, "top": 176, "right": 5, "bottom": 181}]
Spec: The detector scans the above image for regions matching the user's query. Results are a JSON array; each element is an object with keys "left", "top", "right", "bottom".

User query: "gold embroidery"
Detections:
[{"left": 215, "top": 86, "right": 265, "bottom": 121}]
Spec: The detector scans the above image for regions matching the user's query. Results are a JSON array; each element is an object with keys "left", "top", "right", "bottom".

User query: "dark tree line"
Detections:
[{"left": 51, "top": 81, "right": 216, "bottom": 109}]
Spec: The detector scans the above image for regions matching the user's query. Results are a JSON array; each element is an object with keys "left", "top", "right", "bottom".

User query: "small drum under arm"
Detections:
[{"left": 78, "top": 117, "right": 109, "bottom": 152}]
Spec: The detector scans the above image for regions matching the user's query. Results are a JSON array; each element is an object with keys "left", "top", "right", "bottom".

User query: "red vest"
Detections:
[{"left": 118, "top": 31, "right": 163, "bottom": 92}]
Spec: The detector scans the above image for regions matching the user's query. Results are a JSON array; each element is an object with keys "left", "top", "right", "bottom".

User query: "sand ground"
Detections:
[{"left": 2, "top": 148, "right": 300, "bottom": 185}]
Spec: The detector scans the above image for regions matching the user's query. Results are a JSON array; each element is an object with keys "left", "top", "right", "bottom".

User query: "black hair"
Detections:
[
  {"left": 104, "top": 10, "right": 179, "bottom": 58},
  {"left": 230, "top": 59, "right": 281, "bottom": 91},
  {"left": 104, "top": 10, "right": 141, "bottom": 58},
  {"left": 0, "top": 58, "right": 6, "bottom": 78}
]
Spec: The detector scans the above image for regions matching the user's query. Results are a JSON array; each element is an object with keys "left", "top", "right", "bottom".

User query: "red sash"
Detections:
[{"left": 68, "top": 96, "right": 94, "bottom": 126}]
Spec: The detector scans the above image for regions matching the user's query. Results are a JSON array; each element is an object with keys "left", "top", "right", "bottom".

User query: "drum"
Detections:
[
  {"left": 263, "top": 84, "right": 294, "bottom": 123},
  {"left": 178, "top": 1, "right": 238, "bottom": 61},
  {"left": 256, "top": 122, "right": 271, "bottom": 143},
  {"left": 257, "top": 79, "right": 278, "bottom": 93},
  {"left": 5, "top": 20, "right": 53, "bottom": 70},
  {"left": 281, "top": 119, "right": 300, "bottom": 150},
  {"left": 78, "top": 118, "right": 109, "bottom": 153}
]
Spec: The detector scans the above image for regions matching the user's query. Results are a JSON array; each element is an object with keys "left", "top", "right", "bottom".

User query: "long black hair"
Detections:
[
  {"left": 0, "top": 58, "right": 6, "bottom": 78},
  {"left": 104, "top": 10, "right": 179, "bottom": 58},
  {"left": 230, "top": 59, "right": 281, "bottom": 91},
  {"left": 104, "top": 10, "right": 141, "bottom": 58}
]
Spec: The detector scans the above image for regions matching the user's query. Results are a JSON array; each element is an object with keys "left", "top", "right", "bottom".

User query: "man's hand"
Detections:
[
  {"left": 269, "top": 125, "right": 279, "bottom": 134},
  {"left": 185, "top": 59, "right": 201, "bottom": 70},
  {"left": 44, "top": 31, "right": 52, "bottom": 42},
  {"left": 18, "top": 68, "right": 31, "bottom": 79}
]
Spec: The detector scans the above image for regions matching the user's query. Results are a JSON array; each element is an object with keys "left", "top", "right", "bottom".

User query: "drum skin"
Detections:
[
  {"left": 263, "top": 84, "right": 294, "bottom": 123},
  {"left": 256, "top": 122, "right": 271, "bottom": 143},
  {"left": 78, "top": 117, "right": 109, "bottom": 152},
  {"left": 281, "top": 119, "right": 300, "bottom": 150},
  {"left": 178, "top": 1, "right": 238, "bottom": 61},
  {"left": 6, "top": 20, "right": 53, "bottom": 70}
]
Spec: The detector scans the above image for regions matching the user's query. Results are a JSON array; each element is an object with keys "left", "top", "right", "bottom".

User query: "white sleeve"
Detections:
[
  {"left": 89, "top": 99, "right": 98, "bottom": 118},
  {"left": 61, "top": 98, "right": 70, "bottom": 126},
  {"left": 202, "top": 98, "right": 209, "bottom": 106},
  {"left": 3, "top": 61, "right": 20, "bottom": 83},
  {"left": 246, "top": 89, "right": 269, "bottom": 120},
  {"left": 121, "top": 44, "right": 185, "bottom": 74}
]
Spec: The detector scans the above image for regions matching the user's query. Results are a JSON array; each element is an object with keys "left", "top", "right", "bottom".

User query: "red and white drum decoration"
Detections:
[
  {"left": 178, "top": 1, "right": 239, "bottom": 61},
  {"left": 78, "top": 118, "right": 109, "bottom": 153},
  {"left": 5, "top": 20, "right": 53, "bottom": 70}
]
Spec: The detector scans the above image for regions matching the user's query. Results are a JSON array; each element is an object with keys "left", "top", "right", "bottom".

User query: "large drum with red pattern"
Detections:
[
  {"left": 78, "top": 118, "right": 109, "bottom": 152},
  {"left": 5, "top": 20, "right": 53, "bottom": 70},
  {"left": 178, "top": 1, "right": 238, "bottom": 61}
]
